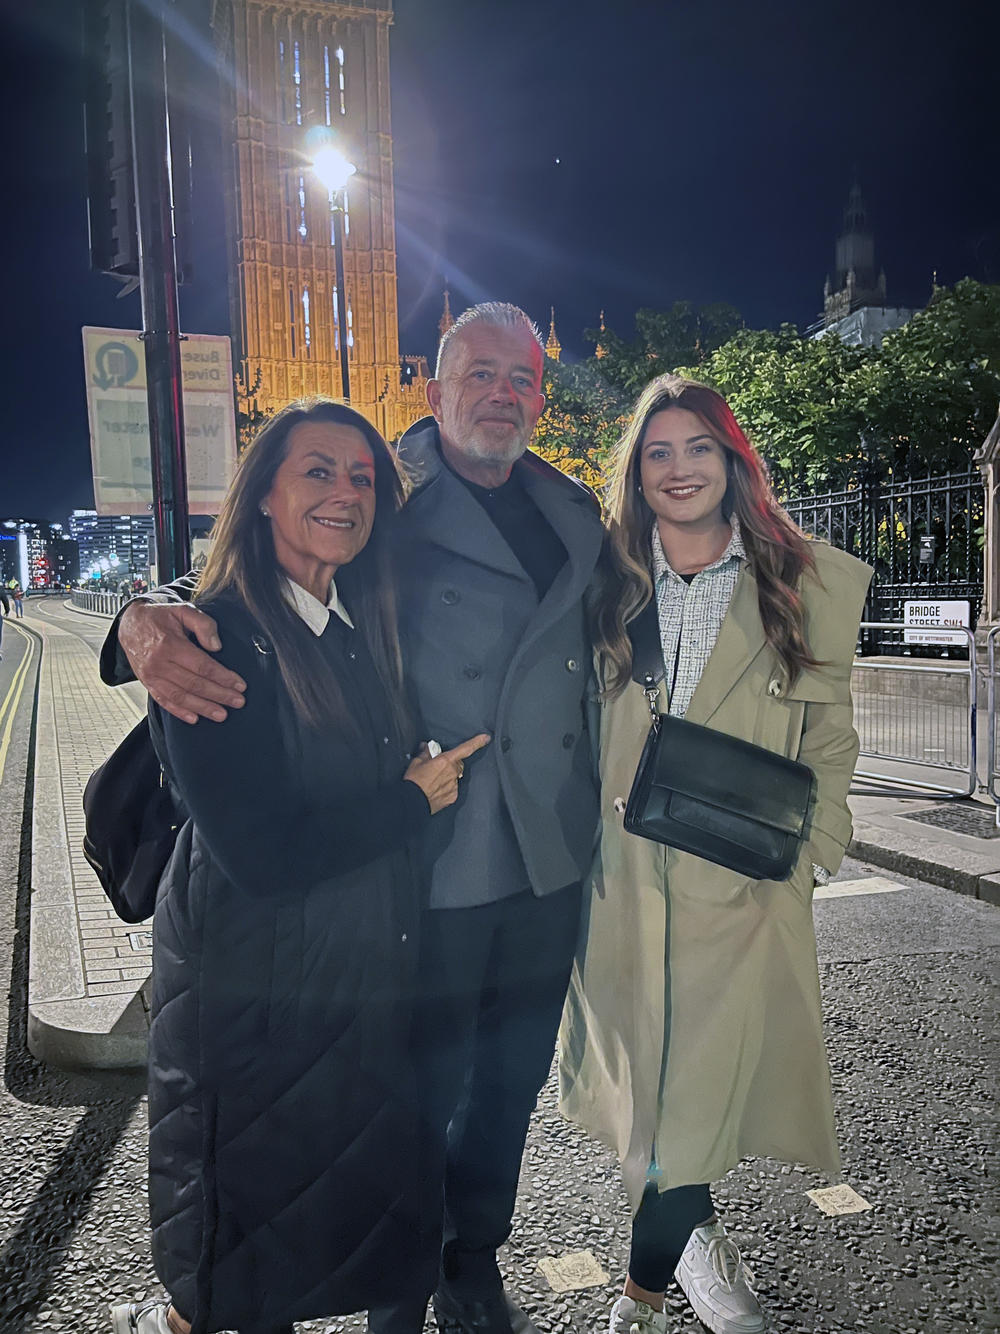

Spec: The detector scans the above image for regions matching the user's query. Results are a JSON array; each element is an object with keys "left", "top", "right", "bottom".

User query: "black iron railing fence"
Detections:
[{"left": 780, "top": 469, "right": 983, "bottom": 654}]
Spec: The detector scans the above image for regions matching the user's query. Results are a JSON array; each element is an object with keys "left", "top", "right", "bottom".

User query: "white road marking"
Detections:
[
  {"left": 538, "top": 1250, "right": 609, "bottom": 1292},
  {"left": 0, "top": 624, "right": 36, "bottom": 785},
  {"left": 807, "top": 1184, "right": 872, "bottom": 1215},
  {"left": 814, "top": 876, "right": 904, "bottom": 899}
]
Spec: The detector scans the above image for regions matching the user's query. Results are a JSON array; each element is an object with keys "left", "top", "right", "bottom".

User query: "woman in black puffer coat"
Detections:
[{"left": 111, "top": 400, "right": 488, "bottom": 1334}]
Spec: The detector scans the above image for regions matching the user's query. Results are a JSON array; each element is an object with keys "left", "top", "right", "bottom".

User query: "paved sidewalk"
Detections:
[
  {"left": 27, "top": 611, "right": 152, "bottom": 1070},
  {"left": 25, "top": 610, "right": 1000, "bottom": 1070}
]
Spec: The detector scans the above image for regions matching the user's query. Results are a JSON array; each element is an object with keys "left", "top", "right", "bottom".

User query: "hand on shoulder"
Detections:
[{"left": 119, "top": 599, "right": 247, "bottom": 725}]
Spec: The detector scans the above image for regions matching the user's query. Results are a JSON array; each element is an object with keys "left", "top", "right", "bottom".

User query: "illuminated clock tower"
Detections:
[{"left": 212, "top": 0, "right": 427, "bottom": 439}]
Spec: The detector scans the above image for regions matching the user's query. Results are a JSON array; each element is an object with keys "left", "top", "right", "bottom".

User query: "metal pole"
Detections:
[
  {"left": 332, "top": 194, "right": 350, "bottom": 402},
  {"left": 127, "top": 0, "right": 190, "bottom": 583}
]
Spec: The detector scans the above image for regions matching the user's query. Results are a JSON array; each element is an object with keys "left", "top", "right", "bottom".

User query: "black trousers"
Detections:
[
  {"left": 416, "top": 882, "right": 582, "bottom": 1293},
  {"left": 628, "top": 1182, "right": 714, "bottom": 1293}
]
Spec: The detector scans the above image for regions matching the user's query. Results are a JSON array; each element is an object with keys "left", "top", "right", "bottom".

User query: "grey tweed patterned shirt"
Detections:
[{"left": 651, "top": 517, "right": 746, "bottom": 718}]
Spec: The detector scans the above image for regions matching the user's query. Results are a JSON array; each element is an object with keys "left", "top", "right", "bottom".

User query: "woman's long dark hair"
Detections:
[
  {"left": 592, "top": 373, "right": 819, "bottom": 696},
  {"left": 197, "top": 398, "right": 410, "bottom": 741}
]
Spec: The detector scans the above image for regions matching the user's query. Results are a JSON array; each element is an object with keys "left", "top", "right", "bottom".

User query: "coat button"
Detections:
[
  {"left": 613, "top": 797, "right": 626, "bottom": 814},
  {"left": 562, "top": 732, "right": 575, "bottom": 749},
  {"left": 767, "top": 678, "right": 783, "bottom": 697},
  {"left": 401, "top": 933, "right": 408, "bottom": 943},
  {"left": 500, "top": 736, "right": 512, "bottom": 752},
  {"left": 441, "top": 588, "right": 460, "bottom": 605},
  {"left": 463, "top": 665, "right": 481, "bottom": 680},
  {"left": 566, "top": 658, "right": 579, "bottom": 671},
  {"left": 383, "top": 736, "right": 390, "bottom": 745}
]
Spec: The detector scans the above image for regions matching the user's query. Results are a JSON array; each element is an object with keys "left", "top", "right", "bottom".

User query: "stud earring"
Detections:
[{"left": 259, "top": 505, "right": 270, "bottom": 517}]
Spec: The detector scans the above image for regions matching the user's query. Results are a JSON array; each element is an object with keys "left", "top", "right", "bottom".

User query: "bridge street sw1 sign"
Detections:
[
  {"left": 903, "top": 599, "right": 970, "bottom": 647},
  {"left": 82, "top": 327, "right": 237, "bottom": 516}
]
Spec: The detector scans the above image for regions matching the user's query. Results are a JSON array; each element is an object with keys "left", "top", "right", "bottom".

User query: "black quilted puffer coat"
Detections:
[{"left": 148, "top": 598, "right": 436, "bottom": 1333}]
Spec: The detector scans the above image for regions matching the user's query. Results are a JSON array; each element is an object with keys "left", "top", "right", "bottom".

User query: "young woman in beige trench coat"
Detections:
[{"left": 558, "top": 374, "right": 872, "bottom": 1334}]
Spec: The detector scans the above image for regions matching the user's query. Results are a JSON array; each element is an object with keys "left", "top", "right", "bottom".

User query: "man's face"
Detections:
[{"left": 427, "top": 323, "right": 546, "bottom": 472}]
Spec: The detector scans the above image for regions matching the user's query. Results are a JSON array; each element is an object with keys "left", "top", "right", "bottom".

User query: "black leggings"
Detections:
[{"left": 628, "top": 1182, "right": 714, "bottom": 1293}]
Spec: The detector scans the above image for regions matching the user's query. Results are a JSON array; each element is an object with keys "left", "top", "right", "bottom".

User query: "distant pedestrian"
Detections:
[
  {"left": 12, "top": 586, "right": 24, "bottom": 618},
  {"left": 0, "top": 586, "right": 8, "bottom": 657},
  {"left": 559, "top": 374, "right": 872, "bottom": 1334}
]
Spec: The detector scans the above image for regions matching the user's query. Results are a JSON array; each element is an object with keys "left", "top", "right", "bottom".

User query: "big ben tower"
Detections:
[{"left": 212, "top": 0, "right": 426, "bottom": 438}]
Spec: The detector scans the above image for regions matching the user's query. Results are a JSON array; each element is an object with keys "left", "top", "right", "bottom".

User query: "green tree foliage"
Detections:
[
  {"left": 858, "top": 278, "right": 1000, "bottom": 476},
  {"left": 533, "top": 358, "right": 627, "bottom": 489},
  {"left": 536, "top": 281, "right": 1000, "bottom": 497},
  {"left": 694, "top": 279, "right": 1000, "bottom": 491},
  {"left": 535, "top": 302, "right": 743, "bottom": 487},
  {"left": 686, "top": 324, "right": 870, "bottom": 491},
  {"left": 587, "top": 301, "right": 745, "bottom": 396}
]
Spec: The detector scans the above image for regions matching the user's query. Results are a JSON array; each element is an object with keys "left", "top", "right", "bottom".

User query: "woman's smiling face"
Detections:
[
  {"left": 263, "top": 420, "right": 376, "bottom": 597},
  {"left": 638, "top": 407, "right": 729, "bottom": 532}
]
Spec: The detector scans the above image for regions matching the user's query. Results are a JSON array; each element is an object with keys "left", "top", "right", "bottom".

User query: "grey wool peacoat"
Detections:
[{"left": 394, "top": 417, "right": 605, "bottom": 906}]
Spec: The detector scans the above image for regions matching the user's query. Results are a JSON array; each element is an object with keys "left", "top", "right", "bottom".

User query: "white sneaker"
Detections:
[
  {"left": 110, "top": 1299, "right": 174, "bottom": 1334},
  {"left": 675, "top": 1221, "right": 764, "bottom": 1334},
  {"left": 609, "top": 1295, "right": 668, "bottom": 1334}
]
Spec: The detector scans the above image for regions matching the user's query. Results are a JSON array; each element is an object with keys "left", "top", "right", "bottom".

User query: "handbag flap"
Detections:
[{"left": 648, "top": 714, "right": 814, "bottom": 837}]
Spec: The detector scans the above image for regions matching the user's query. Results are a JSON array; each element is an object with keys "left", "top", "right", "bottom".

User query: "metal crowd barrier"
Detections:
[
  {"left": 852, "top": 621, "right": 977, "bottom": 798},
  {"left": 985, "top": 627, "right": 1000, "bottom": 822},
  {"left": 70, "top": 589, "right": 130, "bottom": 616}
]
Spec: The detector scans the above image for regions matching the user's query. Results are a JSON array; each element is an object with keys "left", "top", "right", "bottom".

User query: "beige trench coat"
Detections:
[{"left": 558, "top": 542, "right": 872, "bottom": 1211}]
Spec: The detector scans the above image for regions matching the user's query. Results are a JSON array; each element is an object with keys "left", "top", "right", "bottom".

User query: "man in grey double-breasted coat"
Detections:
[
  {"left": 103, "top": 304, "right": 604, "bottom": 1334},
  {"left": 385, "top": 304, "right": 603, "bottom": 1334}
]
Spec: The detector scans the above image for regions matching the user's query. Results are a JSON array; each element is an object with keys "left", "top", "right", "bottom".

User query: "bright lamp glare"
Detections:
[{"left": 310, "top": 147, "right": 356, "bottom": 193}]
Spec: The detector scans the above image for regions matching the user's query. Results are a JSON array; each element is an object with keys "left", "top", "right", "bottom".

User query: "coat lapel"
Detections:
[
  {"left": 685, "top": 564, "right": 770, "bottom": 725},
  {"left": 516, "top": 454, "right": 603, "bottom": 640}
]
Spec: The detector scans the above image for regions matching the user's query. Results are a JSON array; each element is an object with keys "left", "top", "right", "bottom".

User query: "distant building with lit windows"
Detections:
[
  {"left": 69, "top": 510, "right": 152, "bottom": 580},
  {"left": 0, "top": 522, "right": 20, "bottom": 586},
  {"left": 0, "top": 520, "right": 80, "bottom": 588}
]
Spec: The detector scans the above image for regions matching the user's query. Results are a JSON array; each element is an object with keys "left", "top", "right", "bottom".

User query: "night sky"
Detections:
[{"left": 1, "top": 0, "right": 995, "bottom": 521}]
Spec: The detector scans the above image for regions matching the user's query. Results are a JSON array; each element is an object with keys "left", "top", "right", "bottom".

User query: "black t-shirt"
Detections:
[{"left": 448, "top": 460, "right": 568, "bottom": 601}]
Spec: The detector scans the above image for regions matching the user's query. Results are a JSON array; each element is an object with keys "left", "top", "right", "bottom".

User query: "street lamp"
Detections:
[{"left": 309, "top": 146, "right": 356, "bottom": 403}]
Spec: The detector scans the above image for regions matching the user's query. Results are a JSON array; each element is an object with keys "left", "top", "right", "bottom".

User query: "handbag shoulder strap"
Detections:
[
  {"left": 629, "top": 589, "right": 691, "bottom": 723},
  {"left": 627, "top": 597, "right": 672, "bottom": 725},
  {"left": 628, "top": 598, "right": 664, "bottom": 688}
]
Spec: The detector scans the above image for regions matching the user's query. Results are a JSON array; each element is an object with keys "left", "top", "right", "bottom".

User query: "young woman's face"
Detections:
[{"left": 638, "top": 407, "right": 729, "bottom": 532}]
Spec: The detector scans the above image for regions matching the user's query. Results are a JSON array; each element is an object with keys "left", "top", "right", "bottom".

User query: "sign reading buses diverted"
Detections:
[{"left": 82, "top": 327, "right": 237, "bottom": 516}]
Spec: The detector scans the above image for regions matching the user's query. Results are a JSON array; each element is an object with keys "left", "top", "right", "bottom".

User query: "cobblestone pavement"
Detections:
[
  {"left": 24, "top": 601, "right": 151, "bottom": 1067},
  {"left": 41, "top": 621, "right": 149, "bottom": 993},
  {"left": 1, "top": 603, "right": 997, "bottom": 1333},
  {"left": 3, "top": 859, "right": 997, "bottom": 1333}
]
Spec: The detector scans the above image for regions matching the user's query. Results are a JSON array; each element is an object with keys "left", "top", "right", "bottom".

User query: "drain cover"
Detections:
[{"left": 901, "top": 804, "right": 1000, "bottom": 839}]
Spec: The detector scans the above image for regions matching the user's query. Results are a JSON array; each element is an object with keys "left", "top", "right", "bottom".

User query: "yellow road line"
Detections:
[{"left": 0, "top": 623, "right": 37, "bottom": 785}]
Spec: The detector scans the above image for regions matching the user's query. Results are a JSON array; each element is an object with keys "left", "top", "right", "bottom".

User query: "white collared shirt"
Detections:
[
  {"left": 651, "top": 517, "right": 745, "bottom": 718},
  {"left": 284, "top": 577, "right": 354, "bottom": 635}
]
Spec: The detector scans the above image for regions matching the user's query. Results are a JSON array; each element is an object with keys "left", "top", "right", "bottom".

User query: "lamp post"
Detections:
[{"left": 309, "top": 146, "right": 356, "bottom": 402}]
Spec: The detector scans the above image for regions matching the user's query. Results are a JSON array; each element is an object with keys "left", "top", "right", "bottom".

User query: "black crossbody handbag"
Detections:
[{"left": 622, "top": 600, "right": 815, "bottom": 881}]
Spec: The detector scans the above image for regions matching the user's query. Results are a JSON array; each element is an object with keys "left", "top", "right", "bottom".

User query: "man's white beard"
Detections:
[{"left": 463, "top": 424, "right": 532, "bottom": 467}]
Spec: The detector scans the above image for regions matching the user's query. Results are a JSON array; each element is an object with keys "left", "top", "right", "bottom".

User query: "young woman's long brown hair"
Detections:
[
  {"left": 592, "top": 373, "right": 819, "bottom": 696},
  {"left": 197, "top": 398, "right": 411, "bottom": 740}
]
